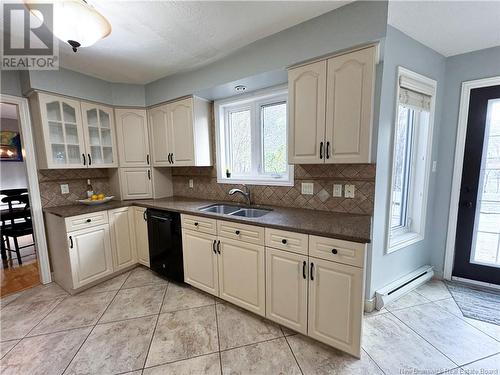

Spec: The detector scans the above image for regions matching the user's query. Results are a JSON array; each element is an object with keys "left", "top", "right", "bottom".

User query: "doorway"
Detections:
[{"left": 453, "top": 84, "right": 500, "bottom": 285}]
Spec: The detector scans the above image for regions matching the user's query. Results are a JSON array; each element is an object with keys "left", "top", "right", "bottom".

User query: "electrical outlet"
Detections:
[
  {"left": 301, "top": 182, "right": 314, "bottom": 195},
  {"left": 333, "top": 184, "right": 343, "bottom": 197},
  {"left": 189, "top": 179, "right": 194, "bottom": 188},
  {"left": 60, "top": 184, "right": 69, "bottom": 194},
  {"left": 432, "top": 161, "right": 437, "bottom": 172},
  {"left": 344, "top": 184, "right": 355, "bottom": 198}
]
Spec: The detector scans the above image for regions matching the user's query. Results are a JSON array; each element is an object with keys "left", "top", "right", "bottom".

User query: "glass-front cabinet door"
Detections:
[
  {"left": 81, "top": 102, "right": 118, "bottom": 167},
  {"left": 38, "top": 93, "right": 86, "bottom": 168}
]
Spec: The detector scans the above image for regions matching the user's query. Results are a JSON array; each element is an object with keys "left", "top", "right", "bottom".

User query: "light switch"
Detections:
[
  {"left": 189, "top": 179, "right": 194, "bottom": 188},
  {"left": 344, "top": 184, "right": 355, "bottom": 198},
  {"left": 301, "top": 182, "right": 314, "bottom": 195},
  {"left": 60, "top": 184, "right": 69, "bottom": 194},
  {"left": 333, "top": 184, "right": 343, "bottom": 197},
  {"left": 432, "top": 161, "right": 437, "bottom": 172}
]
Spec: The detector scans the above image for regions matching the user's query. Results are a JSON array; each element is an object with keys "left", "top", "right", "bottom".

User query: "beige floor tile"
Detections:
[
  {"left": 0, "top": 298, "right": 63, "bottom": 340},
  {"left": 462, "top": 353, "right": 500, "bottom": 374},
  {"left": 146, "top": 305, "right": 218, "bottom": 366},
  {"left": 122, "top": 267, "right": 168, "bottom": 289},
  {"left": 8, "top": 283, "right": 68, "bottom": 305},
  {"left": 143, "top": 353, "right": 221, "bottom": 375},
  {"left": 80, "top": 271, "right": 131, "bottom": 294},
  {"left": 0, "top": 292, "right": 22, "bottom": 309},
  {"left": 287, "top": 334, "right": 383, "bottom": 375},
  {"left": 99, "top": 284, "right": 166, "bottom": 323},
  {"left": 0, "top": 340, "right": 19, "bottom": 359},
  {"left": 0, "top": 327, "right": 91, "bottom": 375},
  {"left": 65, "top": 315, "right": 157, "bottom": 375},
  {"left": 363, "top": 313, "right": 455, "bottom": 374},
  {"left": 385, "top": 290, "right": 431, "bottom": 311},
  {"left": 221, "top": 337, "right": 301, "bottom": 375},
  {"left": 414, "top": 280, "right": 451, "bottom": 301},
  {"left": 216, "top": 303, "right": 282, "bottom": 350},
  {"left": 161, "top": 282, "right": 215, "bottom": 313},
  {"left": 29, "top": 291, "right": 115, "bottom": 335},
  {"left": 392, "top": 303, "right": 500, "bottom": 365},
  {"left": 363, "top": 307, "right": 388, "bottom": 318}
]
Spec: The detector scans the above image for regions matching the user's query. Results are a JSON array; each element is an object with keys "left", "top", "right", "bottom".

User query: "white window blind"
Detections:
[{"left": 399, "top": 74, "right": 434, "bottom": 112}]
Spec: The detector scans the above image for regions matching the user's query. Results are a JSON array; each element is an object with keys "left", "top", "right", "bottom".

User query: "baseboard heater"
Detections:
[{"left": 375, "top": 265, "right": 434, "bottom": 310}]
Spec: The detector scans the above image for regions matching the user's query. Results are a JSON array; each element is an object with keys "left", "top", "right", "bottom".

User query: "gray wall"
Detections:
[
  {"left": 145, "top": 1, "right": 388, "bottom": 105},
  {"left": 368, "top": 26, "right": 446, "bottom": 298},
  {"left": 429, "top": 46, "right": 500, "bottom": 275},
  {"left": 1, "top": 71, "right": 23, "bottom": 97}
]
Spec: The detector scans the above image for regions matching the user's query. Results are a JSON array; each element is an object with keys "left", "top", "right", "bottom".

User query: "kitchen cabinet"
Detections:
[
  {"left": 288, "top": 46, "right": 376, "bottom": 164},
  {"left": 133, "top": 206, "right": 150, "bottom": 267},
  {"left": 149, "top": 104, "right": 170, "bottom": 166},
  {"left": 81, "top": 102, "right": 118, "bottom": 167},
  {"left": 119, "top": 168, "right": 152, "bottom": 200},
  {"left": 109, "top": 207, "right": 137, "bottom": 271},
  {"left": 115, "top": 108, "right": 150, "bottom": 167},
  {"left": 265, "top": 247, "right": 308, "bottom": 334}
]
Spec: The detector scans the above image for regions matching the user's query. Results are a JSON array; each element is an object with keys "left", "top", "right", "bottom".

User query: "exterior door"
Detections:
[
  {"left": 115, "top": 108, "right": 150, "bottom": 167},
  {"left": 454, "top": 85, "right": 500, "bottom": 285},
  {"left": 109, "top": 207, "right": 137, "bottom": 271},
  {"left": 167, "top": 98, "right": 195, "bottom": 166},
  {"left": 149, "top": 104, "right": 171, "bottom": 166},
  {"left": 288, "top": 60, "right": 326, "bottom": 164},
  {"left": 133, "top": 207, "right": 150, "bottom": 267},
  {"left": 182, "top": 230, "right": 219, "bottom": 295}
]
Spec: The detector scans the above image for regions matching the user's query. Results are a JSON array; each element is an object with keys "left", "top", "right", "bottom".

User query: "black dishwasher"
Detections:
[{"left": 146, "top": 209, "right": 184, "bottom": 283}]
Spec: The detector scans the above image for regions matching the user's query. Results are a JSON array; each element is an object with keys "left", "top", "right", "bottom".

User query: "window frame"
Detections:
[
  {"left": 215, "top": 85, "right": 294, "bottom": 186},
  {"left": 386, "top": 67, "right": 437, "bottom": 254}
]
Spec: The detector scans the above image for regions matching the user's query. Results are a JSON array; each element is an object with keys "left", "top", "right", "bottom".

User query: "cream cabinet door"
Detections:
[
  {"left": 109, "top": 207, "right": 137, "bottom": 271},
  {"left": 81, "top": 102, "right": 118, "bottom": 168},
  {"left": 115, "top": 108, "right": 150, "bottom": 167},
  {"left": 218, "top": 238, "right": 265, "bottom": 316},
  {"left": 149, "top": 104, "right": 171, "bottom": 166},
  {"left": 133, "top": 207, "right": 150, "bottom": 267},
  {"left": 325, "top": 47, "right": 375, "bottom": 163},
  {"left": 182, "top": 230, "right": 218, "bottom": 296},
  {"left": 68, "top": 224, "right": 114, "bottom": 288},
  {"left": 308, "top": 257, "right": 364, "bottom": 357},
  {"left": 167, "top": 98, "right": 195, "bottom": 166},
  {"left": 265, "top": 248, "right": 308, "bottom": 334},
  {"left": 38, "top": 93, "right": 86, "bottom": 169},
  {"left": 288, "top": 60, "right": 326, "bottom": 164},
  {"left": 119, "top": 168, "right": 152, "bottom": 200}
]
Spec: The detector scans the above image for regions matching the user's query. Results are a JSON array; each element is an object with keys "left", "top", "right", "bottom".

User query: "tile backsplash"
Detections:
[
  {"left": 172, "top": 164, "right": 375, "bottom": 215},
  {"left": 38, "top": 169, "right": 113, "bottom": 207}
]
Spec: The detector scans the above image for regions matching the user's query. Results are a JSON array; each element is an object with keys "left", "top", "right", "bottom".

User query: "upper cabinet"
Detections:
[
  {"left": 288, "top": 46, "right": 376, "bottom": 164},
  {"left": 115, "top": 108, "right": 150, "bottom": 167},
  {"left": 148, "top": 96, "right": 212, "bottom": 167}
]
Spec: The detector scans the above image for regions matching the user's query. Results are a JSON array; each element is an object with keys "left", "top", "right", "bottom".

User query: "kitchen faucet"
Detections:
[{"left": 229, "top": 185, "right": 252, "bottom": 206}]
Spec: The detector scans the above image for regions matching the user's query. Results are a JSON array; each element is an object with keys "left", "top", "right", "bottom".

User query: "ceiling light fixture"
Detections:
[
  {"left": 27, "top": 0, "right": 112, "bottom": 53},
  {"left": 234, "top": 85, "right": 247, "bottom": 92}
]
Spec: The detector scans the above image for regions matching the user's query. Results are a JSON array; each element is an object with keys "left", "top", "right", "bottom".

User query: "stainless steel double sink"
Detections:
[{"left": 198, "top": 204, "right": 271, "bottom": 218}]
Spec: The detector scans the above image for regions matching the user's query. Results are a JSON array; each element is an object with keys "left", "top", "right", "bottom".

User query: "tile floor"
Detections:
[{"left": 1, "top": 267, "right": 499, "bottom": 375}]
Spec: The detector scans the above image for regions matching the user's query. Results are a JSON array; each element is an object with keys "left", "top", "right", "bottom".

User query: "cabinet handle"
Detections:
[
  {"left": 194, "top": 222, "right": 199, "bottom": 227},
  {"left": 148, "top": 170, "right": 151, "bottom": 180},
  {"left": 147, "top": 154, "right": 150, "bottom": 165},
  {"left": 171, "top": 153, "right": 174, "bottom": 164},
  {"left": 143, "top": 210, "right": 147, "bottom": 221},
  {"left": 168, "top": 153, "right": 172, "bottom": 164},
  {"left": 212, "top": 240, "right": 217, "bottom": 254},
  {"left": 310, "top": 262, "right": 314, "bottom": 281},
  {"left": 281, "top": 239, "right": 287, "bottom": 245},
  {"left": 69, "top": 236, "right": 73, "bottom": 249},
  {"left": 235, "top": 230, "right": 240, "bottom": 235},
  {"left": 82, "top": 153, "right": 86, "bottom": 166},
  {"left": 319, "top": 142, "right": 323, "bottom": 159},
  {"left": 326, "top": 141, "right": 330, "bottom": 159},
  {"left": 332, "top": 248, "right": 338, "bottom": 254},
  {"left": 302, "top": 261, "right": 307, "bottom": 279},
  {"left": 86, "top": 219, "right": 91, "bottom": 223},
  {"left": 217, "top": 240, "right": 221, "bottom": 254},
  {"left": 88, "top": 153, "right": 92, "bottom": 166}
]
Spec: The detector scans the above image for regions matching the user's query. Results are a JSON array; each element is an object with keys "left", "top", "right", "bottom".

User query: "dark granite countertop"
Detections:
[{"left": 44, "top": 197, "right": 372, "bottom": 243}]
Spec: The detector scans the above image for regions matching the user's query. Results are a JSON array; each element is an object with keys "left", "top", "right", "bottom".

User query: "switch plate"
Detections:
[
  {"left": 189, "top": 179, "right": 194, "bottom": 188},
  {"left": 301, "top": 182, "right": 314, "bottom": 195},
  {"left": 333, "top": 184, "right": 343, "bottom": 197},
  {"left": 344, "top": 184, "right": 355, "bottom": 198},
  {"left": 60, "top": 184, "right": 69, "bottom": 194}
]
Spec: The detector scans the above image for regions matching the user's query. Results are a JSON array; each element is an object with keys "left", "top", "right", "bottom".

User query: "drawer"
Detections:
[
  {"left": 181, "top": 214, "right": 217, "bottom": 235},
  {"left": 65, "top": 211, "right": 109, "bottom": 232},
  {"left": 309, "top": 235, "right": 365, "bottom": 268},
  {"left": 217, "top": 220, "right": 264, "bottom": 245},
  {"left": 265, "top": 228, "right": 308, "bottom": 255}
]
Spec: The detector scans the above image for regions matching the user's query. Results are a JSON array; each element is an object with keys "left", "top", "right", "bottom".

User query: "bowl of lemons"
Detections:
[{"left": 78, "top": 193, "right": 114, "bottom": 205}]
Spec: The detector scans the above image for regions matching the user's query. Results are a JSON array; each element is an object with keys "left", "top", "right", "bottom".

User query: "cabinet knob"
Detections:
[
  {"left": 86, "top": 219, "right": 91, "bottom": 223},
  {"left": 281, "top": 239, "right": 287, "bottom": 244},
  {"left": 332, "top": 248, "right": 338, "bottom": 254},
  {"left": 235, "top": 230, "right": 240, "bottom": 235},
  {"left": 194, "top": 222, "right": 199, "bottom": 226}
]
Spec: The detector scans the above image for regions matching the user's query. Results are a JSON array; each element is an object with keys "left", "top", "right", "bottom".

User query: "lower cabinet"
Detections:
[
  {"left": 109, "top": 207, "right": 137, "bottom": 271},
  {"left": 68, "top": 224, "right": 114, "bottom": 289},
  {"left": 133, "top": 206, "right": 150, "bottom": 267}
]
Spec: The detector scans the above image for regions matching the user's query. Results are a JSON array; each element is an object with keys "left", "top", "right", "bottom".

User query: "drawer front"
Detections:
[
  {"left": 65, "top": 211, "right": 109, "bottom": 232},
  {"left": 309, "top": 235, "right": 365, "bottom": 268},
  {"left": 217, "top": 220, "right": 264, "bottom": 245},
  {"left": 265, "top": 228, "right": 308, "bottom": 255},
  {"left": 181, "top": 214, "right": 217, "bottom": 235}
]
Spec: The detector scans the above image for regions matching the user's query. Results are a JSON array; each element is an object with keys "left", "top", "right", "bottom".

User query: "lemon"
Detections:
[
  {"left": 91, "top": 194, "right": 98, "bottom": 201},
  {"left": 97, "top": 193, "right": 105, "bottom": 200}
]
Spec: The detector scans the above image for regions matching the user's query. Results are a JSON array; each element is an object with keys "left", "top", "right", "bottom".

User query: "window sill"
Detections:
[
  {"left": 387, "top": 231, "right": 424, "bottom": 254},
  {"left": 217, "top": 177, "right": 294, "bottom": 187}
]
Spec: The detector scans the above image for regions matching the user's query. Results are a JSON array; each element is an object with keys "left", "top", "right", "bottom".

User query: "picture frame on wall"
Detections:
[{"left": 0, "top": 131, "right": 23, "bottom": 162}]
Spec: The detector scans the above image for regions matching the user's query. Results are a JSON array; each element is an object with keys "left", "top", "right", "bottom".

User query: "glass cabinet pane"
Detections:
[
  {"left": 46, "top": 102, "right": 61, "bottom": 121},
  {"left": 62, "top": 103, "right": 76, "bottom": 123},
  {"left": 86, "top": 109, "right": 98, "bottom": 126},
  {"left": 103, "top": 147, "right": 113, "bottom": 164},
  {"left": 67, "top": 145, "right": 81, "bottom": 163},
  {"left": 90, "top": 146, "right": 103, "bottom": 164},
  {"left": 100, "top": 129, "right": 111, "bottom": 146},
  {"left": 51, "top": 144, "right": 66, "bottom": 164},
  {"left": 89, "top": 127, "right": 100, "bottom": 146},
  {"left": 49, "top": 122, "right": 64, "bottom": 143},
  {"left": 99, "top": 110, "right": 110, "bottom": 128},
  {"left": 65, "top": 124, "right": 79, "bottom": 144}
]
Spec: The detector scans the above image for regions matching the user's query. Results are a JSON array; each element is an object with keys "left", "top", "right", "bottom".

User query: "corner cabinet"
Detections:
[
  {"left": 288, "top": 46, "right": 376, "bottom": 164},
  {"left": 109, "top": 207, "right": 137, "bottom": 271},
  {"left": 115, "top": 108, "right": 150, "bottom": 167},
  {"left": 133, "top": 206, "right": 150, "bottom": 267}
]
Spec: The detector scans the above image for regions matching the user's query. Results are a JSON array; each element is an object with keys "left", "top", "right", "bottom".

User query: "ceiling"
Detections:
[
  {"left": 0, "top": 103, "right": 19, "bottom": 120},
  {"left": 53, "top": 1, "right": 349, "bottom": 84},
  {"left": 388, "top": 1, "right": 500, "bottom": 57}
]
